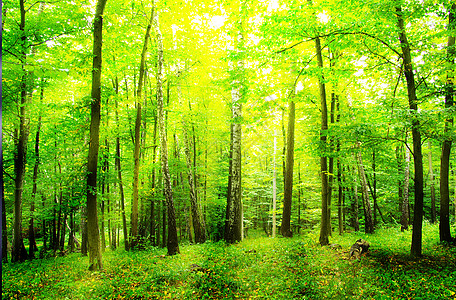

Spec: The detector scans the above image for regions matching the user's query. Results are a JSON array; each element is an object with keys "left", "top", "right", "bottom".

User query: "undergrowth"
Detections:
[{"left": 2, "top": 223, "right": 455, "bottom": 299}]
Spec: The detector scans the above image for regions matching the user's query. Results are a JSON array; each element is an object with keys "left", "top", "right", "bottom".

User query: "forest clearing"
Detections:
[
  {"left": 2, "top": 0, "right": 456, "bottom": 298},
  {"left": 2, "top": 224, "right": 456, "bottom": 299}
]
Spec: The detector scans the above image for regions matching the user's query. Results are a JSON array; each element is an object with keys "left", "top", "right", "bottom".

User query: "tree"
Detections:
[
  {"left": 355, "top": 147, "right": 374, "bottom": 234},
  {"left": 281, "top": 99, "right": 295, "bottom": 237},
  {"left": 225, "top": 14, "right": 244, "bottom": 244},
  {"left": 401, "top": 142, "right": 411, "bottom": 231},
  {"left": 153, "top": 10, "right": 179, "bottom": 256},
  {"left": 29, "top": 115, "right": 42, "bottom": 258},
  {"left": 131, "top": 7, "right": 154, "bottom": 249},
  {"left": 178, "top": 80, "right": 207, "bottom": 243},
  {"left": 440, "top": 2, "right": 455, "bottom": 244},
  {"left": 315, "top": 35, "right": 330, "bottom": 246},
  {"left": 12, "top": 0, "right": 31, "bottom": 263},
  {"left": 396, "top": 5, "right": 425, "bottom": 256},
  {"left": 86, "top": 0, "right": 108, "bottom": 270}
]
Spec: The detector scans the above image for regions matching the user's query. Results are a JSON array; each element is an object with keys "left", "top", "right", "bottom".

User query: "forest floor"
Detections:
[{"left": 2, "top": 223, "right": 456, "bottom": 299}]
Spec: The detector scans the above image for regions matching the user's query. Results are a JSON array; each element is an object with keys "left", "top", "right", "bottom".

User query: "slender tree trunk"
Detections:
[
  {"left": 356, "top": 148, "right": 375, "bottom": 234},
  {"left": 81, "top": 206, "right": 88, "bottom": 256},
  {"left": 428, "top": 140, "right": 437, "bottom": 224},
  {"left": 12, "top": 0, "right": 30, "bottom": 263},
  {"left": 29, "top": 115, "right": 42, "bottom": 258},
  {"left": 2, "top": 169, "right": 8, "bottom": 262},
  {"left": 314, "top": 34, "right": 330, "bottom": 246},
  {"left": 115, "top": 109, "right": 129, "bottom": 251},
  {"left": 281, "top": 100, "right": 295, "bottom": 237},
  {"left": 352, "top": 165, "right": 360, "bottom": 232},
  {"left": 225, "top": 15, "right": 244, "bottom": 244},
  {"left": 401, "top": 143, "right": 411, "bottom": 231},
  {"left": 86, "top": 0, "right": 108, "bottom": 270},
  {"left": 131, "top": 7, "right": 154, "bottom": 249},
  {"left": 396, "top": 6, "right": 425, "bottom": 256},
  {"left": 114, "top": 84, "right": 129, "bottom": 251},
  {"left": 177, "top": 83, "right": 206, "bottom": 243},
  {"left": 372, "top": 149, "right": 377, "bottom": 226},
  {"left": 440, "top": 3, "right": 455, "bottom": 243},
  {"left": 272, "top": 131, "right": 277, "bottom": 238},
  {"left": 154, "top": 11, "right": 179, "bottom": 255}
]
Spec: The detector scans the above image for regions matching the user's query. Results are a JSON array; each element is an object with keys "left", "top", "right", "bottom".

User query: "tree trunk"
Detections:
[
  {"left": 440, "top": 3, "right": 455, "bottom": 243},
  {"left": 225, "top": 17, "right": 244, "bottom": 244},
  {"left": 154, "top": 11, "right": 179, "bottom": 255},
  {"left": 281, "top": 100, "right": 295, "bottom": 237},
  {"left": 396, "top": 6, "right": 425, "bottom": 256},
  {"left": 314, "top": 34, "right": 330, "bottom": 246},
  {"left": 12, "top": 0, "right": 30, "bottom": 263},
  {"left": 29, "top": 115, "right": 42, "bottom": 258},
  {"left": 401, "top": 141, "right": 411, "bottom": 231},
  {"left": 131, "top": 7, "right": 154, "bottom": 249},
  {"left": 178, "top": 83, "right": 207, "bottom": 243},
  {"left": 428, "top": 140, "right": 437, "bottom": 224},
  {"left": 356, "top": 149, "right": 375, "bottom": 234},
  {"left": 114, "top": 86, "right": 129, "bottom": 251},
  {"left": 81, "top": 206, "right": 88, "bottom": 256},
  {"left": 150, "top": 112, "right": 158, "bottom": 246},
  {"left": 352, "top": 166, "right": 360, "bottom": 232},
  {"left": 86, "top": 0, "right": 108, "bottom": 270},
  {"left": 2, "top": 170, "right": 8, "bottom": 262},
  {"left": 272, "top": 131, "right": 277, "bottom": 238}
]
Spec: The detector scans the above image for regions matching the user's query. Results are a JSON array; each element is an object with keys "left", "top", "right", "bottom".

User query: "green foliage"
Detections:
[{"left": 3, "top": 224, "right": 456, "bottom": 300}]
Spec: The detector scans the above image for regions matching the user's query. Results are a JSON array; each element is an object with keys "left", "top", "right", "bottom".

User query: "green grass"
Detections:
[{"left": 2, "top": 223, "right": 456, "bottom": 299}]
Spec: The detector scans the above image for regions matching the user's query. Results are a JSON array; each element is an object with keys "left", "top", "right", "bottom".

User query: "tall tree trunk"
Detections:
[
  {"left": 177, "top": 83, "right": 206, "bottom": 243},
  {"left": 314, "top": 34, "right": 330, "bottom": 246},
  {"left": 115, "top": 83, "right": 129, "bottom": 251},
  {"left": 355, "top": 148, "right": 375, "bottom": 234},
  {"left": 428, "top": 140, "right": 437, "bottom": 224},
  {"left": 225, "top": 14, "right": 244, "bottom": 244},
  {"left": 150, "top": 112, "right": 158, "bottom": 245},
  {"left": 86, "top": 0, "right": 108, "bottom": 270},
  {"left": 29, "top": 115, "right": 42, "bottom": 258},
  {"left": 401, "top": 142, "right": 411, "bottom": 231},
  {"left": 396, "top": 6, "right": 425, "bottom": 256},
  {"left": 440, "top": 3, "right": 455, "bottom": 243},
  {"left": 81, "top": 206, "right": 88, "bottom": 256},
  {"left": 2, "top": 167, "right": 8, "bottom": 262},
  {"left": 154, "top": 11, "right": 179, "bottom": 255},
  {"left": 281, "top": 100, "right": 295, "bottom": 237},
  {"left": 12, "top": 0, "right": 30, "bottom": 263},
  {"left": 272, "top": 131, "right": 277, "bottom": 238},
  {"left": 372, "top": 149, "right": 377, "bottom": 226},
  {"left": 131, "top": 7, "right": 154, "bottom": 249},
  {"left": 352, "top": 166, "right": 360, "bottom": 232}
]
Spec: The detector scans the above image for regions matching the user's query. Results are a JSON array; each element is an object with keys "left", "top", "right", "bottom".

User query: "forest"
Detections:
[{"left": 2, "top": 0, "right": 456, "bottom": 298}]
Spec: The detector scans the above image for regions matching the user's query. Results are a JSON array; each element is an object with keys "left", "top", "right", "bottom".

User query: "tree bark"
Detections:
[
  {"left": 355, "top": 149, "right": 375, "bottom": 234},
  {"left": 352, "top": 166, "right": 360, "bottom": 232},
  {"left": 29, "top": 115, "right": 42, "bottom": 258},
  {"left": 401, "top": 141, "right": 411, "bottom": 231},
  {"left": 86, "top": 0, "right": 108, "bottom": 270},
  {"left": 272, "top": 131, "right": 277, "bottom": 238},
  {"left": 177, "top": 82, "right": 207, "bottom": 243},
  {"left": 12, "top": 0, "right": 30, "bottom": 263},
  {"left": 428, "top": 140, "right": 437, "bottom": 224},
  {"left": 314, "top": 34, "right": 330, "bottom": 245},
  {"left": 154, "top": 11, "right": 179, "bottom": 255},
  {"left": 225, "top": 16, "right": 244, "bottom": 244},
  {"left": 2, "top": 165, "right": 8, "bottom": 262},
  {"left": 396, "top": 6, "right": 425, "bottom": 256},
  {"left": 281, "top": 100, "right": 295, "bottom": 237},
  {"left": 115, "top": 96, "right": 129, "bottom": 251},
  {"left": 131, "top": 7, "right": 154, "bottom": 249},
  {"left": 440, "top": 3, "right": 455, "bottom": 243}
]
